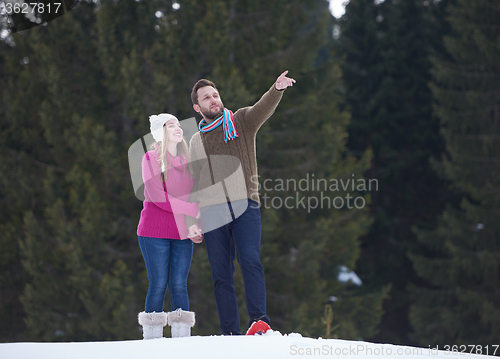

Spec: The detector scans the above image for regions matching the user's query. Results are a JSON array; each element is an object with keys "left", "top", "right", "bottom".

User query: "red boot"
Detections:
[{"left": 246, "top": 320, "right": 271, "bottom": 335}]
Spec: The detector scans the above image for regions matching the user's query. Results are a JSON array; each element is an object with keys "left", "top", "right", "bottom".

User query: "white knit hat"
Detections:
[{"left": 149, "top": 113, "right": 178, "bottom": 142}]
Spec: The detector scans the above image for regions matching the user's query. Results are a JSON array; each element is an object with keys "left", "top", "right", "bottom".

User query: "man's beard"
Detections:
[{"left": 200, "top": 106, "right": 224, "bottom": 121}]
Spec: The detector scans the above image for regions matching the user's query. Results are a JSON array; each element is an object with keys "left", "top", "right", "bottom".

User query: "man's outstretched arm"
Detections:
[{"left": 240, "top": 70, "right": 296, "bottom": 130}]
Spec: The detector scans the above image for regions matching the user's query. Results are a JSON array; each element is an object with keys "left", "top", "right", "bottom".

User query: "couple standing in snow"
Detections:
[{"left": 137, "top": 71, "right": 296, "bottom": 339}]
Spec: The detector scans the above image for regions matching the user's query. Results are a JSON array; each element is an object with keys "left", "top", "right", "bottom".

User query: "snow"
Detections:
[
  {"left": 337, "top": 265, "right": 363, "bottom": 286},
  {"left": 329, "top": 0, "right": 349, "bottom": 19},
  {"left": 0, "top": 330, "right": 495, "bottom": 359}
]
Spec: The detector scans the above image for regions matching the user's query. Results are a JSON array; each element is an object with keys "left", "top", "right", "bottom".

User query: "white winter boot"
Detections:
[
  {"left": 167, "top": 309, "right": 195, "bottom": 338},
  {"left": 138, "top": 311, "right": 168, "bottom": 340}
]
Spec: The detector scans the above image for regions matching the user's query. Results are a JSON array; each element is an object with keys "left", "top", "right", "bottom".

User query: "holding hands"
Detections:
[
  {"left": 188, "top": 224, "right": 203, "bottom": 243},
  {"left": 275, "top": 70, "right": 296, "bottom": 91}
]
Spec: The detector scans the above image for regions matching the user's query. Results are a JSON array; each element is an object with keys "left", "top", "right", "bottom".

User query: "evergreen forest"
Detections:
[{"left": 0, "top": 0, "right": 498, "bottom": 347}]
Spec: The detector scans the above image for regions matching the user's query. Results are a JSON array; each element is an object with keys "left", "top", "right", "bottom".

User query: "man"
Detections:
[{"left": 188, "top": 71, "right": 295, "bottom": 335}]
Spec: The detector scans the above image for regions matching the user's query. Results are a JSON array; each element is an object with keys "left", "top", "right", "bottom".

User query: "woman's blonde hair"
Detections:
[{"left": 150, "top": 125, "right": 193, "bottom": 181}]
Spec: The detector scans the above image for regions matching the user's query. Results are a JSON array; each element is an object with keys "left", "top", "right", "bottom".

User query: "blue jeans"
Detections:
[
  {"left": 201, "top": 199, "right": 270, "bottom": 334},
  {"left": 138, "top": 236, "right": 193, "bottom": 313}
]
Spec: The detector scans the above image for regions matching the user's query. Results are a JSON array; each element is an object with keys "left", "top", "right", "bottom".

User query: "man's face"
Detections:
[{"left": 193, "top": 86, "right": 224, "bottom": 120}]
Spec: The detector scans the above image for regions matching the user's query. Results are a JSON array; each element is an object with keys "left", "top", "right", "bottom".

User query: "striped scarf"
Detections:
[{"left": 198, "top": 108, "right": 239, "bottom": 143}]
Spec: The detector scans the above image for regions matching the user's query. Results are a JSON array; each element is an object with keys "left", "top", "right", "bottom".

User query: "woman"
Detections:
[{"left": 137, "top": 113, "right": 203, "bottom": 339}]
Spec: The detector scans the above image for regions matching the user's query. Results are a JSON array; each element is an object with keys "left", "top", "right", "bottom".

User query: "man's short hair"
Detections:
[{"left": 191, "top": 79, "right": 217, "bottom": 105}]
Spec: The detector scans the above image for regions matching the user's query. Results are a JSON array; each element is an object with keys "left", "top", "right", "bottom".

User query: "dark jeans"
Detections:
[
  {"left": 138, "top": 236, "right": 193, "bottom": 313},
  {"left": 201, "top": 199, "right": 270, "bottom": 334}
]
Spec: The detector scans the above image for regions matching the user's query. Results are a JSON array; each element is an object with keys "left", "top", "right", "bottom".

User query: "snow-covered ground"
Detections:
[{"left": 1, "top": 331, "right": 496, "bottom": 359}]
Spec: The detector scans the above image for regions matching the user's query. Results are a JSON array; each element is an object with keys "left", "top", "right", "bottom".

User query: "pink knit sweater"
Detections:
[{"left": 137, "top": 150, "right": 199, "bottom": 239}]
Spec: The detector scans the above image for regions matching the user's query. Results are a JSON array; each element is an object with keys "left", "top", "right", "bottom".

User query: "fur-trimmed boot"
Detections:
[
  {"left": 167, "top": 309, "right": 195, "bottom": 338},
  {"left": 138, "top": 311, "right": 168, "bottom": 340}
]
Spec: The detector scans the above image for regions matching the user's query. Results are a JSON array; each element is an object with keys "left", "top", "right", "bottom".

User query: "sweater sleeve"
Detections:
[
  {"left": 187, "top": 133, "right": 203, "bottom": 202},
  {"left": 236, "top": 84, "right": 284, "bottom": 132},
  {"left": 186, "top": 135, "right": 203, "bottom": 229},
  {"left": 142, "top": 152, "right": 199, "bottom": 218}
]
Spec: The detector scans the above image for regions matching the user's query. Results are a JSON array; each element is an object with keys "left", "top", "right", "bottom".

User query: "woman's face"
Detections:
[{"left": 164, "top": 119, "right": 183, "bottom": 144}]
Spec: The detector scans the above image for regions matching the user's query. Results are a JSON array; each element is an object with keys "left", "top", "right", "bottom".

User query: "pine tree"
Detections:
[
  {"left": 1, "top": 1, "right": 146, "bottom": 341},
  {"left": 0, "top": 19, "right": 35, "bottom": 342},
  {"left": 409, "top": 0, "right": 500, "bottom": 345},
  {"left": 338, "top": 0, "right": 449, "bottom": 344},
  {"left": 232, "top": 1, "right": 389, "bottom": 338},
  {"left": 1, "top": 0, "right": 388, "bottom": 340}
]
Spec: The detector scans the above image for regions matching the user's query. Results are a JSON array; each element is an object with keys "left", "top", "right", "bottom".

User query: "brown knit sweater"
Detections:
[{"left": 188, "top": 84, "right": 284, "bottom": 210}]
